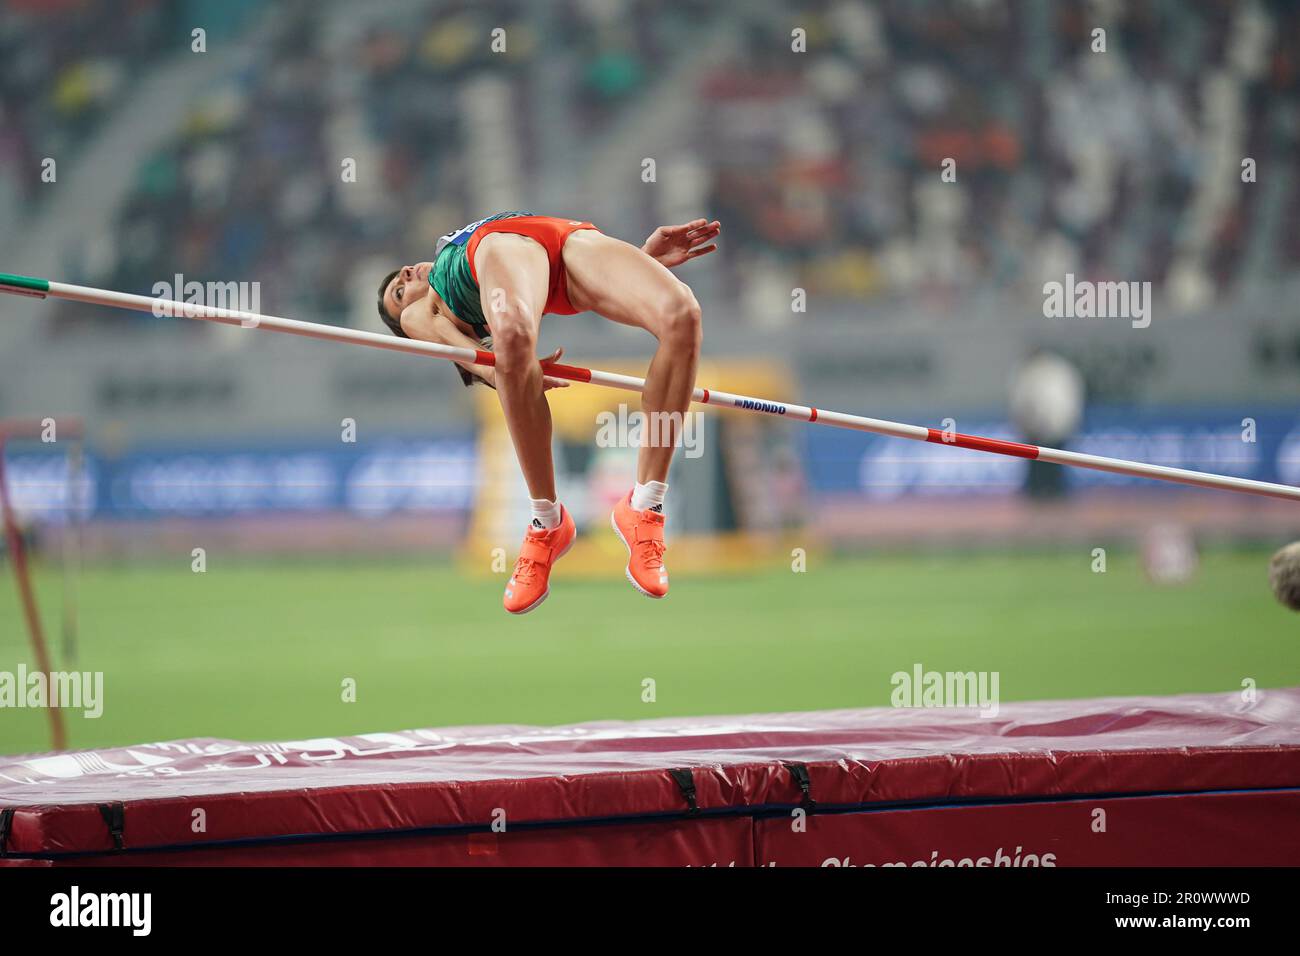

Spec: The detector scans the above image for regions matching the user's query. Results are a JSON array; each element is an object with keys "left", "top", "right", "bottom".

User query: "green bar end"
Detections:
[{"left": 0, "top": 272, "right": 50, "bottom": 293}]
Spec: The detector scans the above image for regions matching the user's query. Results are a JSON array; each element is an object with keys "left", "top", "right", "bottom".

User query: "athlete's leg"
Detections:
[
  {"left": 563, "top": 230, "right": 701, "bottom": 600},
  {"left": 475, "top": 232, "right": 577, "bottom": 614},
  {"left": 562, "top": 230, "right": 702, "bottom": 484},
  {"left": 475, "top": 233, "right": 556, "bottom": 501}
]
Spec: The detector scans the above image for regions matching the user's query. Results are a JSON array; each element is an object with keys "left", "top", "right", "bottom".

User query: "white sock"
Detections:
[
  {"left": 529, "top": 497, "right": 561, "bottom": 531},
  {"left": 631, "top": 480, "right": 668, "bottom": 513}
]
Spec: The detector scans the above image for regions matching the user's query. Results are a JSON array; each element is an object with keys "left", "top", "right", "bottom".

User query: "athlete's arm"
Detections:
[
  {"left": 641, "top": 218, "right": 721, "bottom": 268},
  {"left": 400, "top": 303, "right": 497, "bottom": 387},
  {"left": 400, "top": 303, "right": 570, "bottom": 392}
]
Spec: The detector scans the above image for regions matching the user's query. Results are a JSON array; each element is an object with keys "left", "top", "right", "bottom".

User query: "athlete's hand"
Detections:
[
  {"left": 539, "top": 347, "right": 572, "bottom": 391},
  {"left": 642, "top": 218, "right": 721, "bottom": 268}
]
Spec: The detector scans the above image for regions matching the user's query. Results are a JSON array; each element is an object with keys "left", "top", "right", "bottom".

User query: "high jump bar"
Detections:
[{"left": 3, "top": 271, "right": 1298, "bottom": 502}]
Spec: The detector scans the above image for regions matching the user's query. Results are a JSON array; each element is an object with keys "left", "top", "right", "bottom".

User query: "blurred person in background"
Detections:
[{"left": 1009, "top": 348, "right": 1086, "bottom": 500}]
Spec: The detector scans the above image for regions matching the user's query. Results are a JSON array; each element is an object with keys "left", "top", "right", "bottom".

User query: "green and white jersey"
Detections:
[{"left": 430, "top": 211, "right": 532, "bottom": 337}]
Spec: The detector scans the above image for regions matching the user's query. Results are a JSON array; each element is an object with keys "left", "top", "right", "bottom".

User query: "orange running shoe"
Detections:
[
  {"left": 610, "top": 491, "right": 669, "bottom": 598},
  {"left": 503, "top": 506, "right": 576, "bottom": 614}
]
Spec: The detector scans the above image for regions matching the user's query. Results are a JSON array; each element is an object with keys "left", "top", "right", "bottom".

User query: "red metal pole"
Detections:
[{"left": 0, "top": 436, "right": 67, "bottom": 750}]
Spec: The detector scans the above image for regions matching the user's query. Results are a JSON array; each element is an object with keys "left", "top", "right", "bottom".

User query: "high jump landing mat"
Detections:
[{"left": 2, "top": 689, "right": 1299, "bottom": 866}]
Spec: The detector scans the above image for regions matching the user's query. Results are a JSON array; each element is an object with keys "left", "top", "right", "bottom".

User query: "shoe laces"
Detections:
[
  {"left": 636, "top": 516, "right": 666, "bottom": 569},
  {"left": 513, "top": 528, "right": 554, "bottom": 585},
  {"left": 512, "top": 555, "right": 540, "bottom": 585}
]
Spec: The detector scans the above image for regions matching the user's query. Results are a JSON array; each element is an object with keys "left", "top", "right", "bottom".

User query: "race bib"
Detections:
[{"left": 434, "top": 216, "right": 494, "bottom": 255}]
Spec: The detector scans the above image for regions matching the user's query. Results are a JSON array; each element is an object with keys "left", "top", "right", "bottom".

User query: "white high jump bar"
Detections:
[{"left": 2, "top": 271, "right": 1297, "bottom": 502}]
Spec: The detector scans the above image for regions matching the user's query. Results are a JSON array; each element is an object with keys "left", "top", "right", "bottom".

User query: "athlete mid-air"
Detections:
[{"left": 377, "top": 213, "right": 721, "bottom": 614}]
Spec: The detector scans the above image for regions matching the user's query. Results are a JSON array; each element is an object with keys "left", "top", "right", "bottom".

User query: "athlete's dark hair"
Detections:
[
  {"left": 376, "top": 265, "right": 481, "bottom": 388},
  {"left": 376, "top": 269, "right": 404, "bottom": 337}
]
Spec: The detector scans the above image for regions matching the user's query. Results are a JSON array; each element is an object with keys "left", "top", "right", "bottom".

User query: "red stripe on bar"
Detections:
[
  {"left": 810, "top": 407, "right": 818, "bottom": 422},
  {"left": 701, "top": 389, "right": 710, "bottom": 404},
  {"left": 541, "top": 361, "right": 592, "bottom": 383},
  {"left": 926, "top": 429, "right": 1040, "bottom": 459},
  {"left": 474, "top": 350, "right": 496, "bottom": 366}
]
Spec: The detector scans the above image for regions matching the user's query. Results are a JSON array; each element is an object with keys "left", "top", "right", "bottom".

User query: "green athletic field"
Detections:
[{"left": 1, "top": 547, "right": 1296, "bottom": 755}]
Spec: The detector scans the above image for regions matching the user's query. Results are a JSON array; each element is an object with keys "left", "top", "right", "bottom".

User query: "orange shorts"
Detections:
[{"left": 466, "top": 215, "right": 599, "bottom": 315}]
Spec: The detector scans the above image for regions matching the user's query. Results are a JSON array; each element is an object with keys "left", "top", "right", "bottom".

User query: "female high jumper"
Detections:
[{"left": 377, "top": 213, "right": 720, "bottom": 614}]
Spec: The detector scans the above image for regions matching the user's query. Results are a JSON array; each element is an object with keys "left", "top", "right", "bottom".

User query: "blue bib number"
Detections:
[{"left": 435, "top": 216, "right": 493, "bottom": 255}]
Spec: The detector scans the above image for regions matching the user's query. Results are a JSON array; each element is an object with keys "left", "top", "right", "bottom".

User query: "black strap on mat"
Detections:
[
  {"left": 98, "top": 802, "right": 126, "bottom": 850},
  {"left": 784, "top": 762, "right": 815, "bottom": 811},
  {"left": 668, "top": 768, "right": 700, "bottom": 815},
  {"left": 0, "top": 807, "right": 13, "bottom": 855}
]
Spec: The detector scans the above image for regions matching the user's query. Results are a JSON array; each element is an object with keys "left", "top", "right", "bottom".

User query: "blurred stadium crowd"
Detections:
[
  {"left": 2, "top": 0, "right": 1297, "bottom": 335},
  {"left": 704, "top": 0, "right": 1299, "bottom": 311},
  {"left": 0, "top": 1, "right": 176, "bottom": 226}
]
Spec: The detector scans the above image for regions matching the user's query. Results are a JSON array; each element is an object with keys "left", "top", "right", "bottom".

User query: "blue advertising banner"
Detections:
[
  {"left": 804, "top": 408, "right": 1300, "bottom": 499},
  {"left": 5, "top": 410, "right": 1298, "bottom": 521},
  {"left": 2, "top": 435, "right": 478, "bottom": 521}
]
